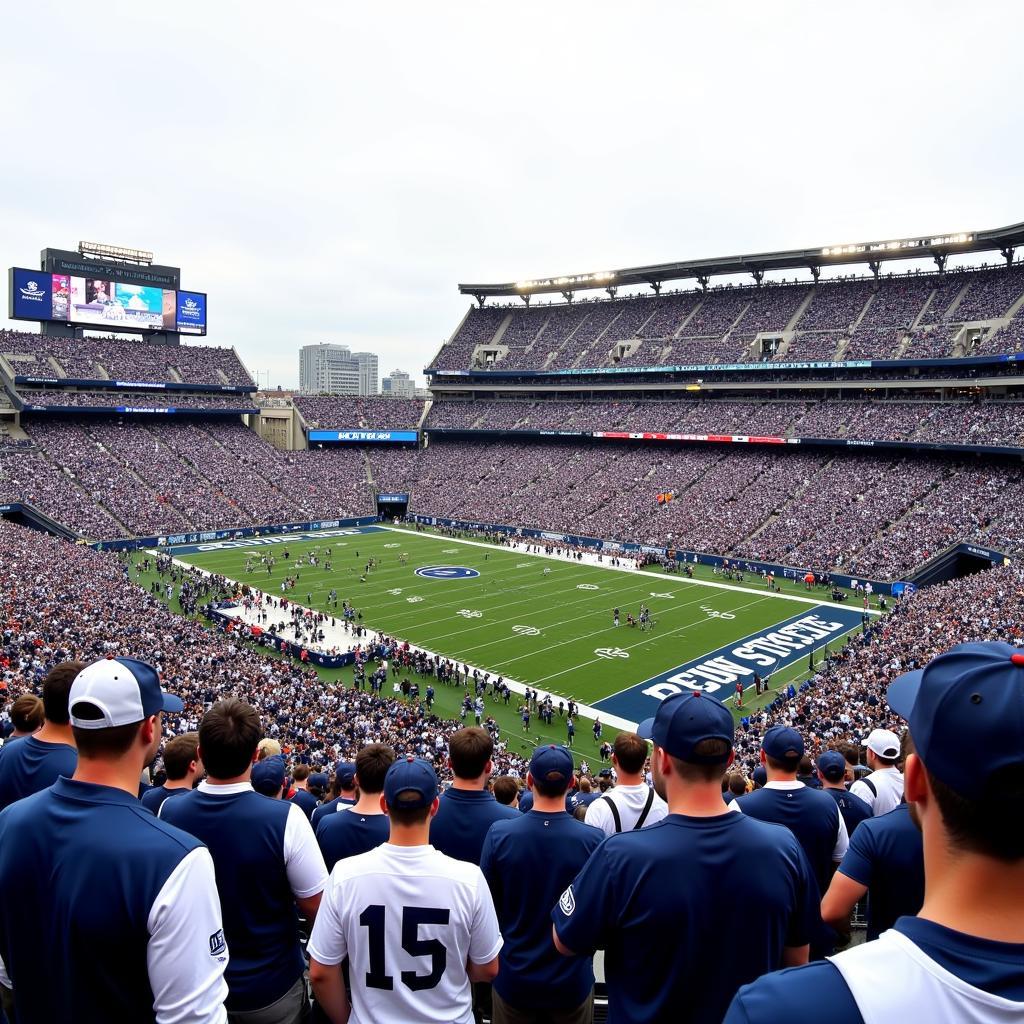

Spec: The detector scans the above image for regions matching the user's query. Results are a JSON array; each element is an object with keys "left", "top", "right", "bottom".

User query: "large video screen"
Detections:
[{"left": 9, "top": 268, "right": 207, "bottom": 335}]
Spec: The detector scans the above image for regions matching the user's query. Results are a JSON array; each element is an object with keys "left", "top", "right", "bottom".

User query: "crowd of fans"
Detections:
[
  {"left": 0, "top": 329, "right": 253, "bottom": 386},
  {"left": 294, "top": 396, "right": 425, "bottom": 430},
  {"left": 16, "top": 390, "right": 256, "bottom": 410},
  {"left": 425, "top": 395, "right": 1024, "bottom": 448},
  {"left": 427, "top": 262, "right": 1024, "bottom": 373}
]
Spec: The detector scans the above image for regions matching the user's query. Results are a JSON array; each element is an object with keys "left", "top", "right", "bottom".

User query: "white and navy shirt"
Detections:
[
  {"left": 725, "top": 916, "right": 1024, "bottom": 1023},
  {"left": 583, "top": 783, "right": 668, "bottom": 837},
  {"left": 308, "top": 843, "right": 502, "bottom": 1024},
  {"left": 0, "top": 777, "right": 228, "bottom": 1024},
  {"left": 161, "top": 780, "right": 327, "bottom": 1013},
  {"left": 850, "top": 768, "right": 904, "bottom": 816}
]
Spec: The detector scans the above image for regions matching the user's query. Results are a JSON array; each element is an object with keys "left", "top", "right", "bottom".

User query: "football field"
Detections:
[{"left": 169, "top": 525, "right": 869, "bottom": 727}]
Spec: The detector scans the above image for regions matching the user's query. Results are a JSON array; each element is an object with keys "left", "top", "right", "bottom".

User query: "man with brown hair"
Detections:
[
  {"left": 162, "top": 698, "right": 327, "bottom": 1023},
  {"left": 584, "top": 731, "right": 667, "bottom": 836},
  {"left": 316, "top": 743, "right": 396, "bottom": 870},
  {"left": 289, "top": 764, "right": 319, "bottom": 820},
  {"left": 0, "top": 656, "right": 228, "bottom": 1024},
  {"left": 553, "top": 691, "right": 814, "bottom": 1024},
  {"left": 142, "top": 732, "right": 202, "bottom": 814},
  {"left": 0, "top": 661, "right": 82, "bottom": 811},
  {"left": 430, "top": 726, "right": 517, "bottom": 864},
  {"left": 309, "top": 756, "right": 501, "bottom": 1024}
]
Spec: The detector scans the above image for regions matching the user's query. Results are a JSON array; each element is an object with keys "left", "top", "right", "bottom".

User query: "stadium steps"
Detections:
[
  {"left": 785, "top": 290, "right": 816, "bottom": 331},
  {"left": 674, "top": 301, "right": 703, "bottom": 337},
  {"left": 849, "top": 290, "right": 876, "bottom": 332},
  {"left": 416, "top": 400, "right": 431, "bottom": 430},
  {"left": 46, "top": 355, "right": 69, "bottom": 378},
  {"left": 34, "top": 441, "right": 135, "bottom": 536},
  {"left": 743, "top": 456, "right": 835, "bottom": 545},
  {"left": 940, "top": 280, "right": 974, "bottom": 323},
  {"left": 489, "top": 313, "right": 514, "bottom": 347},
  {"left": 909, "top": 290, "right": 938, "bottom": 331},
  {"left": 1004, "top": 288, "right": 1024, "bottom": 320}
]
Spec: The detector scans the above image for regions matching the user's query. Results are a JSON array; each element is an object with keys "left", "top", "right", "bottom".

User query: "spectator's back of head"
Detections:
[
  {"left": 198, "top": 698, "right": 261, "bottom": 780},
  {"left": 612, "top": 732, "right": 648, "bottom": 776},
  {"left": 42, "top": 661, "right": 85, "bottom": 725},
  {"left": 257, "top": 738, "right": 281, "bottom": 760},
  {"left": 448, "top": 726, "right": 493, "bottom": 780},
  {"left": 10, "top": 694, "right": 44, "bottom": 734},
  {"left": 162, "top": 732, "right": 199, "bottom": 781},
  {"left": 355, "top": 743, "right": 396, "bottom": 795},
  {"left": 491, "top": 775, "right": 520, "bottom": 806}
]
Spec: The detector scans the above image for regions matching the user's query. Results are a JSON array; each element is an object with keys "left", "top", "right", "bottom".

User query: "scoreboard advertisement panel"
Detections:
[{"left": 8, "top": 267, "right": 207, "bottom": 335}]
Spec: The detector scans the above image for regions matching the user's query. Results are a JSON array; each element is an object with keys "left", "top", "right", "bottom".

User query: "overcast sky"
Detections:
[{"left": 2, "top": 1, "right": 1021, "bottom": 388}]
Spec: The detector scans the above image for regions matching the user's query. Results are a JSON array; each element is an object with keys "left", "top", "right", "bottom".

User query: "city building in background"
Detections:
[
  {"left": 381, "top": 369, "right": 415, "bottom": 398},
  {"left": 299, "top": 343, "right": 378, "bottom": 395}
]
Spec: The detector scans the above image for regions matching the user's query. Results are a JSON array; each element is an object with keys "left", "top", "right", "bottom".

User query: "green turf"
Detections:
[{"left": 170, "top": 526, "right": 865, "bottom": 714}]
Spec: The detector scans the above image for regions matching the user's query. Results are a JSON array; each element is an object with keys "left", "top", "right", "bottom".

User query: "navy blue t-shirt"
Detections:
[
  {"left": 141, "top": 784, "right": 191, "bottom": 815},
  {"left": 288, "top": 789, "right": 318, "bottom": 820},
  {"left": 0, "top": 735, "right": 77, "bottom": 811},
  {"left": 316, "top": 809, "right": 390, "bottom": 871},
  {"left": 838, "top": 803, "right": 924, "bottom": 940},
  {"left": 430, "top": 787, "right": 518, "bottom": 865},
  {"left": 824, "top": 787, "right": 872, "bottom": 839},
  {"left": 552, "top": 812, "right": 816, "bottom": 1024},
  {"left": 481, "top": 810, "right": 604, "bottom": 1009},
  {"left": 724, "top": 917, "right": 1024, "bottom": 1023},
  {"left": 518, "top": 789, "right": 534, "bottom": 813},
  {"left": 311, "top": 795, "right": 357, "bottom": 832},
  {"left": 738, "top": 784, "right": 841, "bottom": 897}
]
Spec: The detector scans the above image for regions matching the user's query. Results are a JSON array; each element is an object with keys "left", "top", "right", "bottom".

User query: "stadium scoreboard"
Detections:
[{"left": 8, "top": 247, "right": 207, "bottom": 335}]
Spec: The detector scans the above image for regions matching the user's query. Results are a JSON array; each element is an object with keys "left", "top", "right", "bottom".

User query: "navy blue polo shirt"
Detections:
[
  {"left": 140, "top": 784, "right": 191, "bottom": 815},
  {"left": 482, "top": 810, "right": 603, "bottom": 1009},
  {"left": 552, "top": 812, "right": 816, "bottom": 1024},
  {"left": 837, "top": 803, "right": 924, "bottom": 940},
  {"left": 316, "top": 809, "right": 390, "bottom": 871},
  {"left": 0, "top": 736, "right": 77, "bottom": 811},
  {"left": 162, "top": 786, "right": 308, "bottom": 1011},
  {"left": 518, "top": 789, "right": 534, "bottom": 813},
  {"left": 724, "top": 917, "right": 1024, "bottom": 1023},
  {"left": 824, "top": 787, "right": 872, "bottom": 838},
  {"left": 289, "top": 788, "right": 319, "bottom": 820},
  {"left": 0, "top": 778, "right": 210, "bottom": 1024},
  {"left": 311, "top": 795, "right": 357, "bottom": 831},
  {"left": 430, "top": 787, "right": 518, "bottom": 865}
]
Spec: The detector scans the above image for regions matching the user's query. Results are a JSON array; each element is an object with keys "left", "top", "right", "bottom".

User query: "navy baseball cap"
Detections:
[
  {"left": 637, "top": 691, "right": 733, "bottom": 763},
  {"left": 888, "top": 641, "right": 1024, "bottom": 800},
  {"left": 384, "top": 755, "right": 439, "bottom": 811},
  {"left": 762, "top": 725, "right": 804, "bottom": 761},
  {"left": 69, "top": 656, "right": 184, "bottom": 729},
  {"left": 530, "top": 744, "right": 574, "bottom": 788},
  {"left": 252, "top": 755, "right": 286, "bottom": 796},
  {"left": 308, "top": 772, "right": 329, "bottom": 790},
  {"left": 334, "top": 761, "right": 357, "bottom": 787},
  {"left": 818, "top": 750, "right": 848, "bottom": 783},
  {"left": 752, "top": 765, "right": 767, "bottom": 787}
]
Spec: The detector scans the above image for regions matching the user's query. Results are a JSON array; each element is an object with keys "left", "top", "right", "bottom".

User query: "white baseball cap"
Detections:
[
  {"left": 862, "top": 728, "right": 900, "bottom": 759},
  {"left": 69, "top": 656, "right": 184, "bottom": 730}
]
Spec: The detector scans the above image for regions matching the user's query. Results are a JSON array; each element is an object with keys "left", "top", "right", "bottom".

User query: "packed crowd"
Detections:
[
  {"left": 0, "top": 329, "right": 254, "bottom": 386},
  {"left": 428, "top": 262, "right": 1024, "bottom": 373},
  {"left": 294, "top": 396, "right": 425, "bottom": 430},
  {"left": 425, "top": 396, "right": 1024, "bottom": 448},
  {"left": 16, "top": 390, "right": 256, "bottom": 410}
]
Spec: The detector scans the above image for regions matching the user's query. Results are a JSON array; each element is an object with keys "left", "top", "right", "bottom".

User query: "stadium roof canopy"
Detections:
[{"left": 459, "top": 218, "right": 1024, "bottom": 304}]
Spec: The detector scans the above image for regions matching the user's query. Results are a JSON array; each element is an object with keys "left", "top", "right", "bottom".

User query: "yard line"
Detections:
[{"left": 530, "top": 594, "right": 778, "bottom": 686}]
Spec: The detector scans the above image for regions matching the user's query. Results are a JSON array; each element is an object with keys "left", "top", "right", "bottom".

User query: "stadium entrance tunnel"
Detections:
[
  {"left": 906, "top": 541, "right": 1009, "bottom": 589},
  {"left": 376, "top": 492, "right": 409, "bottom": 520},
  {"left": 0, "top": 501, "right": 80, "bottom": 543}
]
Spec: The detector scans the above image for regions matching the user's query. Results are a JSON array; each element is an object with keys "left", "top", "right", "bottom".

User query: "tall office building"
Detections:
[
  {"left": 381, "top": 369, "right": 415, "bottom": 398},
  {"left": 299, "top": 344, "right": 379, "bottom": 395}
]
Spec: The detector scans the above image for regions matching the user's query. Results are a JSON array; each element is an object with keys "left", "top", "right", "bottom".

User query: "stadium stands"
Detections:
[
  {"left": 17, "top": 390, "right": 255, "bottom": 410},
  {"left": 0, "top": 329, "right": 253, "bottom": 386},
  {"left": 294, "top": 396, "right": 425, "bottom": 429},
  {"left": 426, "top": 263, "right": 1024, "bottom": 373}
]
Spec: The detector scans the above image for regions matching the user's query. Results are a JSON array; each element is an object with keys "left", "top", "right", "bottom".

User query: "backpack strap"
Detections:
[
  {"left": 602, "top": 794, "right": 623, "bottom": 833},
  {"left": 633, "top": 787, "right": 656, "bottom": 830},
  {"left": 862, "top": 778, "right": 877, "bottom": 797}
]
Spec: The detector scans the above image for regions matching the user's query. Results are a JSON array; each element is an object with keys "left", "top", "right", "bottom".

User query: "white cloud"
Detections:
[{"left": 1, "top": 0, "right": 1021, "bottom": 387}]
